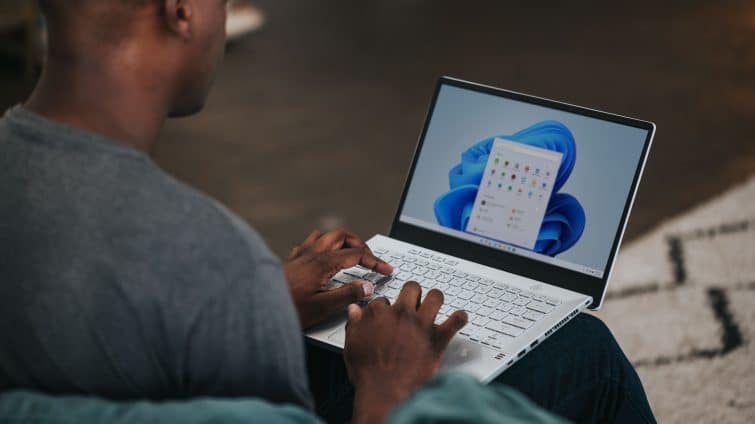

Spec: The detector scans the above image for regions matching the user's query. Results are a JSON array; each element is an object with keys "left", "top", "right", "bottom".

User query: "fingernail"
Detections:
[{"left": 363, "top": 281, "right": 374, "bottom": 296}]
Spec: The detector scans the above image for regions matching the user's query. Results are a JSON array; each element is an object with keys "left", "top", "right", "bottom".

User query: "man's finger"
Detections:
[
  {"left": 342, "top": 246, "right": 393, "bottom": 275},
  {"left": 315, "top": 228, "right": 363, "bottom": 250},
  {"left": 298, "top": 229, "right": 322, "bottom": 253},
  {"left": 394, "top": 281, "right": 422, "bottom": 312},
  {"left": 417, "top": 289, "right": 444, "bottom": 327},
  {"left": 434, "top": 310, "right": 468, "bottom": 352},
  {"left": 314, "top": 280, "right": 375, "bottom": 316},
  {"left": 346, "top": 304, "right": 363, "bottom": 326}
]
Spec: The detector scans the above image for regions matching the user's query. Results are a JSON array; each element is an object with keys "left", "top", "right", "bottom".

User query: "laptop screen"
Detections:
[{"left": 397, "top": 82, "right": 650, "bottom": 278}]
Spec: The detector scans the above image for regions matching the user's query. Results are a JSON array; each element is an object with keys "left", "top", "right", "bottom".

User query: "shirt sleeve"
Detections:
[{"left": 179, "top": 201, "right": 313, "bottom": 408}]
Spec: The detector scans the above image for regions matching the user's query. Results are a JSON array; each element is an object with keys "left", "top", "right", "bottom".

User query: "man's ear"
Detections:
[{"left": 163, "top": 0, "right": 193, "bottom": 39}]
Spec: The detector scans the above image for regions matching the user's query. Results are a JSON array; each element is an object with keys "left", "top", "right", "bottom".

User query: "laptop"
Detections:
[{"left": 307, "top": 76, "right": 655, "bottom": 383}]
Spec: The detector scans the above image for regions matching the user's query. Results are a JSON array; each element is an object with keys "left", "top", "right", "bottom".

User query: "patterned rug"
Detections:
[{"left": 593, "top": 177, "right": 755, "bottom": 423}]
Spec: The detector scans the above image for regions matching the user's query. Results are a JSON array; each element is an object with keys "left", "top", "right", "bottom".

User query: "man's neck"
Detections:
[{"left": 25, "top": 54, "right": 171, "bottom": 153}]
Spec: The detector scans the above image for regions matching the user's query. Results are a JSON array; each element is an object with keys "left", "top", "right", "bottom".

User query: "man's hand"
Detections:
[
  {"left": 344, "top": 282, "right": 468, "bottom": 424},
  {"left": 283, "top": 228, "right": 393, "bottom": 329}
]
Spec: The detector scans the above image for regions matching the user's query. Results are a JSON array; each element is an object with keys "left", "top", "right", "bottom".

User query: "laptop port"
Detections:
[
  {"left": 530, "top": 339, "right": 539, "bottom": 348},
  {"left": 517, "top": 349, "right": 527, "bottom": 358}
]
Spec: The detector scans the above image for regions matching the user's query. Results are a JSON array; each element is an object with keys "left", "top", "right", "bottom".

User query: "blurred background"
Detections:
[{"left": 1, "top": 0, "right": 754, "bottom": 422}]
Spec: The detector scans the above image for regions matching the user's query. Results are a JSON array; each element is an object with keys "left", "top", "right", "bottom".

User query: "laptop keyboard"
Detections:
[{"left": 327, "top": 247, "right": 562, "bottom": 350}]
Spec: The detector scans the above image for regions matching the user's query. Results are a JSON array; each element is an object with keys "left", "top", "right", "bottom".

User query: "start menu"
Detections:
[{"left": 466, "top": 138, "right": 563, "bottom": 249}]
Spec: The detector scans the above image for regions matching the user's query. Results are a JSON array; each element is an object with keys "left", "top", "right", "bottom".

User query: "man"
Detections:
[{"left": 0, "top": 0, "right": 656, "bottom": 422}]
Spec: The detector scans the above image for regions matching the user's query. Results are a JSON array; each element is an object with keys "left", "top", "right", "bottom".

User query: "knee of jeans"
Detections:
[{"left": 577, "top": 315, "right": 633, "bottom": 375}]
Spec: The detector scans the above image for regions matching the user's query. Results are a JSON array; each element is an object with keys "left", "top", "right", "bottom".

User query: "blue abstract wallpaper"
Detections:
[{"left": 433, "top": 121, "right": 586, "bottom": 256}]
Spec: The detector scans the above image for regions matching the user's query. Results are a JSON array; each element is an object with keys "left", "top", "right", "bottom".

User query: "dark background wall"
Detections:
[{"left": 2, "top": 0, "right": 754, "bottom": 256}]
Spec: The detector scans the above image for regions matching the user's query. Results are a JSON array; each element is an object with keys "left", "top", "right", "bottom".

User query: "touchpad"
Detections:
[
  {"left": 442, "top": 336, "right": 483, "bottom": 368},
  {"left": 327, "top": 328, "right": 346, "bottom": 346}
]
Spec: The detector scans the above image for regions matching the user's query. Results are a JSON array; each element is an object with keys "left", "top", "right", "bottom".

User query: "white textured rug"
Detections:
[{"left": 593, "top": 177, "right": 755, "bottom": 423}]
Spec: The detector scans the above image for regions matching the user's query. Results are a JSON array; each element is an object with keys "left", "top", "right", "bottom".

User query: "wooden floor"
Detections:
[{"left": 2, "top": 0, "right": 754, "bottom": 256}]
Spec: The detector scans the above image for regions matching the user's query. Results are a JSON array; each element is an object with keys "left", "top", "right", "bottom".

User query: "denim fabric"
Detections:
[{"left": 306, "top": 314, "right": 656, "bottom": 424}]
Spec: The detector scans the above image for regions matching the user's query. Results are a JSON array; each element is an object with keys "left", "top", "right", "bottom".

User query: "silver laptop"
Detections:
[{"left": 307, "top": 76, "right": 655, "bottom": 383}]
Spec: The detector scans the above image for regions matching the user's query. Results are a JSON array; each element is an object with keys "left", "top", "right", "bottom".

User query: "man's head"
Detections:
[{"left": 39, "top": 0, "right": 228, "bottom": 117}]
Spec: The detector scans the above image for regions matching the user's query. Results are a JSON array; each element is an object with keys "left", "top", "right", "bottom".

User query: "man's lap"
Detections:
[{"left": 306, "top": 314, "right": 655, "bottom": 423}]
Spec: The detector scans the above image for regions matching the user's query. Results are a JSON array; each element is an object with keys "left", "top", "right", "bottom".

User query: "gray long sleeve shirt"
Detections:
[{"left": 0, "top": 106, "right": 312, "bottom": 408}]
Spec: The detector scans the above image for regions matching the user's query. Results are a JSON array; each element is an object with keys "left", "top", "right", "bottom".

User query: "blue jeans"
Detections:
[{"left": 306, "top": 314, "right": 656, "bottom": 423}]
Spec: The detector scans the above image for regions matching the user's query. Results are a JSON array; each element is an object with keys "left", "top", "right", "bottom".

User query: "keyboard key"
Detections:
[
  {"left": 400, "top": 263, "right": 416, "bottom": 272},
  {"left": 503, "top": 315, "right": 533, "bottom": 329},
  {"left": 420, "top": 252, "right": 432, "bottom": 258},
  {"left": 480, "top": 279, "right": 494, "bottom": 286},
  {"left": 477, "top": 306, "right": 494, "bottom": 316},
  {"left": 437, "top": 274, "right": 452, "bottom": 283},
  {"left": 450, "top": 298, "right": 468, "bottom": 308},
  {"left": 518, "top": 292, "right": 532, "bottom": 299},
  {"left": 486, "top": 321, "right": 524, "bottom": 338},
  {"left": 490, "top": 309, "right": 507, "bottom": 321},
  {"left": 464, "top": 302, "right": 481, "bottom": 313},
  {"left": 472, "top": 315, "right": 490, "bottom": 327},
  {"left": 431, "top": 255, "right": 444, "bottom": 262},
  {"left": 453, "top": 270, "right": 468, "bottom": 278},
  {"left": 344, "top": 268, "right": 368, "bottom": 278},
  {"left": 412, "top": 267, "right": 427, "bottom": 276},
  {"left": 509, "top": 306, "right": 527, "bottom": 316},
  {"left": 390, "top": 252, "right": 404, "bottom": 259},
  {"left": 545, "top": 297, "right": 562, "bottom": 306},
  {"left": 440, "top": 267, "right": 454, "bottom": 274},
  {"left": 527, "top": 301, "right": 554, "bottom": 314},
  {"left": 487, "top": 288, "right": 504, "bottom": 298},
  {"left": 475, "top": 285, "right": 492, "bottom": 294},
  {"left": 462, "top": 281, "right": 478, "bottom": 291},
  {"left": 374, "top": 248, "right": 388, "bottom": 254},
  {"left": 458, "top": 290, "right": 474, "bottom": 300},
  {"left": 404, "top": 257, "right": 417, "bottom": 263},
  {"left": 417, "top": 259, "right": 429, "bottom": 266},
  {"left": 425, "top": 270, "right": 440, "bottom": 279},
  {"left": 496, "top": 303, "right": 514, "bottom": 313},
  {"left": 395, "top": 271, "right": 412, "bottom": 281},
  {"left": 500, "top": 292, "right": 517, "bottom": 302},
  {"left": 450, "top": 277, "right": 466, "bottom": 287},
  {"left": 446, "top": 286, "right": 462, "bottom": 296},
  {"left": 387, "top": 279, "right": 402, "bottom": 289},
  {"left": 466, "top": 275, "right": 481, "bottom": 282},
  {"left": 408, "top": 249, "right": 419, "bottom": 254},
  {"left": 483, "top": 298, "right": 500, "bottom": 308},
  {"left": 513, "top": 297, "right": 530, "bottom": 306},
  {"left": 444, "top": 259, "right": 458, "bottom": 266},
  {"left": 523, "top": 310, "right": 545, "bottom": 322},
  {"left": 471, "top": 294, "right": 487, "bottom": 304}
]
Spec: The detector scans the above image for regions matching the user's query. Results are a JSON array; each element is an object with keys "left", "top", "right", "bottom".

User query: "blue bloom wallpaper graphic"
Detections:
[{"left": 433, "top": 120, "right": 586, "bottom": 256}]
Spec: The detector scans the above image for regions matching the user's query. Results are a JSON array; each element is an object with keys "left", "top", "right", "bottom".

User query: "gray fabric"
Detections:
[{"left": 0, "top": 106, "right": 312, "bottom": 408}]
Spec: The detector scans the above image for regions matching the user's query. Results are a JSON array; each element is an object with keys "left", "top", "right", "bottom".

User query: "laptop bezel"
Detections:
[{"left": 389, "top": 76, "right": 655, "bottom": 310}]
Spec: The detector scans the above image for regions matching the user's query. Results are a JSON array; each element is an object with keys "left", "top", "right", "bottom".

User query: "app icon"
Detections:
[
  {"left": 524, "top": 165, "right": 530, "bottom": 173},
  {"left": 504, "top": 160, "right": 509, "bottom": 167},
  {"left": 515, "top": 163, "right": 520, "bottom": 169},
  {"left": 491, "top": 169, "right": 496, "bottom": 175},
  {"left": 508, "top": 185, "right": 512, "bottom": 191},
  {"left": 494, "top": 158, "right": 500, "bottom": 164},
  {"left": 511, "top": 174, "right": 517, "bottom": 180},
  {"left": 497, "top": 183, "right": 502, "bottom": 189}
]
